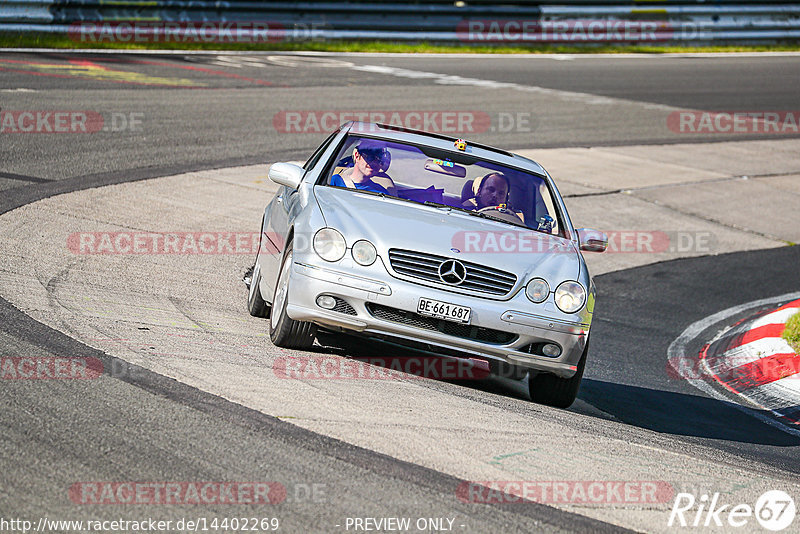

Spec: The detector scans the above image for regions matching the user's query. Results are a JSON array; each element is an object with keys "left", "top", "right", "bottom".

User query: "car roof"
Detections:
[{"left": 342, "top": 122, "right": 547, "bottom": 176}]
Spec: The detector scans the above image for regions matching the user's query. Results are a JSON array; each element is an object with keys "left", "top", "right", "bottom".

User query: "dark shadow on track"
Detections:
[
  {"left": 579, "top": 379, "right": 800, "bottom": 446},
  {"left": 314, "top": 330, "right": 534, "bottom": 402}
]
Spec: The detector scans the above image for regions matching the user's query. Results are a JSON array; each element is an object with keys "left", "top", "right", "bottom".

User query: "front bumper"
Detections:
[{"left": 286, "top": 259, "right": 590, "bottom": 378}]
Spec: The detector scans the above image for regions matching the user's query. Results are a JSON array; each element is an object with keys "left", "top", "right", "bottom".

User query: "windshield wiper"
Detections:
[
  {"left": 460, "top": 209, "right": 529, "bottom": 229},
  {"left": 423, "top": 200, "right": 455, "bottom": 211}
]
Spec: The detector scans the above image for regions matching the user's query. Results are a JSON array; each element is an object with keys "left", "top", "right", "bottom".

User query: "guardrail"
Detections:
[{"left": 2, "top": 1, "right": 799, "bottom": 45}]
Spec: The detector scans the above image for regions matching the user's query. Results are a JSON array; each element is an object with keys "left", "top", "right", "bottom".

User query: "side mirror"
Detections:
[
  {"left": 268, "top": 162, "right": 304, "bottom": 190},
  {"left": 576, "top": 228, "right": 608, "bottom": 252}
]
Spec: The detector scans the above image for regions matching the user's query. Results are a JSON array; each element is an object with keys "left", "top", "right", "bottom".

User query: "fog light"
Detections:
[
  {"left": 316, "top": 295, "right": 336, "bottom": 310},
  {"left": 542, "top": 343, "right": 561, "bottom": 357}
]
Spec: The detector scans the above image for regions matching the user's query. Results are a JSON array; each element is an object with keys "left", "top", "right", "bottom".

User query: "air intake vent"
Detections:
[
  {"left": 332, "top": 297, "right": 357, "bottom": 315},
  {"left": 366, "top": 304, "right": 517, "bottom": 345}
]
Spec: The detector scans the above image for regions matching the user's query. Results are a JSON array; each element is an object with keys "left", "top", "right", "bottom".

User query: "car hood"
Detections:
[{"left": 313, "top": 186, "right": 581, "bottom": 285}]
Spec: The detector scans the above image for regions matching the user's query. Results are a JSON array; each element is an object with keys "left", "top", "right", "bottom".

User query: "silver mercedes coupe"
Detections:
[{"left": 247, "top": 122, "right": 607, "bottom": 408}]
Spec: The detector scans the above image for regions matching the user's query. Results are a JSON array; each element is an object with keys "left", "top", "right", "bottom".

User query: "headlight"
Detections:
[
  {"left": 525, "top": 278, "right": 549, "bottom": 303},
  {"left": 352, "top": 240, "right": 377, "bottom": 266},
  {"left": 313, "top": 228, "right": 346, "bottom": 262},
  {"left": 555, "top": 281, "right": 586, "bottom": 314}
]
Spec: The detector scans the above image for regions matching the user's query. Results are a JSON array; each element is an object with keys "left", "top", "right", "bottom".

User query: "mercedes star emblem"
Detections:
[{"left": 438, "top": 259, "right": 467, "bottom": 285}]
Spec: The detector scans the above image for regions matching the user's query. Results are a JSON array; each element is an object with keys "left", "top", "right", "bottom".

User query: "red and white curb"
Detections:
[
  {"left": 668, "top": 292, "right": 800, "bottom": 436},
  {"left": 700, "top": 298, "right": 800, "bottom": 425}
]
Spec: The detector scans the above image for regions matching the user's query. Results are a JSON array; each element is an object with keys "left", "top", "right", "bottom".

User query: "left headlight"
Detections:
[
  {"left": 525, "top": 278, "right": 550, "bottom": 303},
  {"left": 352, "top": 240, "right": 377, "bottom": 266},
  {"left": 554, "top": 281, "right": 586, "bottom": 314},
  {"left": 313, "top": 228, "right": 346, "bottom": 262}
]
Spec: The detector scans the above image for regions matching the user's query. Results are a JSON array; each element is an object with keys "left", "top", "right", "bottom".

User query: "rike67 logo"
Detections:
[{"left": 668, "top": 490, "right": 796, "bottom": 531}]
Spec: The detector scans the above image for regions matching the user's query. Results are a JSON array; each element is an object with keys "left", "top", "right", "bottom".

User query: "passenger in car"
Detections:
[{"left": 330, "top": 140, "right": 393, "bottom": 195}]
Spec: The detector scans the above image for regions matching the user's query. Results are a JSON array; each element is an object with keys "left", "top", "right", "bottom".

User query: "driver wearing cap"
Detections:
[{"left": 330, "top": 140, "right": 392, "bottom": 195}]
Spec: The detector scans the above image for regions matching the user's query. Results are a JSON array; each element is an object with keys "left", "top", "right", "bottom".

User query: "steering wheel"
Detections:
[{"left": 477, "top": 205, "right": 524, "bottom": 224}]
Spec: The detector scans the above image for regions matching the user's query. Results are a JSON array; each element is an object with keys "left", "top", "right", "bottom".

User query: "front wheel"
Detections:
[
  {"left": 528, "top": 340, "right": 588, "bottom": 408},
  {"left": 247, "top": 260, "right": 270, "bottom": 318},
  {"left": 269, "top": 243, "right": 317, "bottom": 349}
]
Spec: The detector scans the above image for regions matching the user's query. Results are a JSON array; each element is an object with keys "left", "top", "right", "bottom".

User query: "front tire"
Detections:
[
  {"left": 528, "top": 340, "right": 588, "bottom": 408},
  {"left": 247, "top": 260, "right": 270, "bottom": 318},
  {"left": 269, "top": 242, "right": 317, "bottom": 349}
]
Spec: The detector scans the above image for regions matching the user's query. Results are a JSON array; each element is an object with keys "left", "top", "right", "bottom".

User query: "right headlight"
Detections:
[
  {"left": 554, "top": 281, "right": 586, "bottom": 314},
  {"left": 313, "top": 228, "right": 346, "bottom": 262}
]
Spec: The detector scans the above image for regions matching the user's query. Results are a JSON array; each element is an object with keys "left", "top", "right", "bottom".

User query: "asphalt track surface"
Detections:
[
  {"left": 1, "top": 52, "right": 800, "bottom": 533},
  {"left": 2, "top": 52, "right": 800, "bottom": 183}
]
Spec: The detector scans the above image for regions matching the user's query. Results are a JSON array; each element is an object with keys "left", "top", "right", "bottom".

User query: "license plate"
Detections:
[{"left": 417, "top": 297, "right": 471, "bottom": 324}]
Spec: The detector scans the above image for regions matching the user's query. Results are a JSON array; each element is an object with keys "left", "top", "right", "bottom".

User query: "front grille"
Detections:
[
  {"left": 332, "top": 297, "right": 357, "bottom": 315},
  {"left": 388, "top": 249, "right": 516, "bottom": 296},
  {"left": 366, "top": 304, "right": 517, "bottom": 345}
]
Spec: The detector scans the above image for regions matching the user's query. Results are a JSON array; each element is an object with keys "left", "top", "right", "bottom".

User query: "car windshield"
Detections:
[{"left": 322, "top": 135, "right": 564, "bottom": 236}]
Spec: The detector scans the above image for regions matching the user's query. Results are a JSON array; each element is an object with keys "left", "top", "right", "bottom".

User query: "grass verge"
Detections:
[
  {"left": 2, "top": 33, "right": 800, "bottom": 54},
  {"left": 783, "top": 311, "right": 800, "bottom": 354}
]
